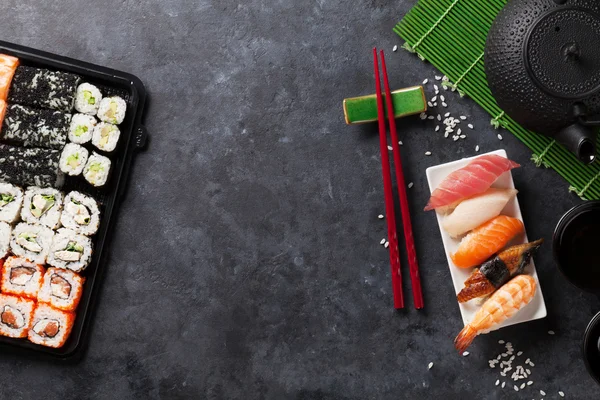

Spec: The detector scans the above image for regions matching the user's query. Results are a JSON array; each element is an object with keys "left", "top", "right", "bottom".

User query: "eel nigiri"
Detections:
[
  {"left": 457, "top": 239, "right": 543, "bottom": 303},
  {"left": 442, "top": 188, "right": 518, "bottom": 238},
  {"left": 454, "top": 275, "right": 536, "bottom": 353},
  {"left": 451, "top": 215, "right": 524, "bottom": 268},
  {"left": 425, "top": 154, "right": 520, "bottom": 213}
]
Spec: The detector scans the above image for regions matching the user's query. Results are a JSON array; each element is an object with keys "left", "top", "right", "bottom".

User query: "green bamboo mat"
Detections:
[{"left": 394, "top": 0, "right": 600, "bottom": 200}]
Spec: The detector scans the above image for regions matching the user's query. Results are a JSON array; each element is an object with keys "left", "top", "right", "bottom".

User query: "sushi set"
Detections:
[
  {"left": 0, "top": 41, "right": 147, "bottom": 357},
  {"left": 425, "top": 150, "right": 546, "bottom": 352}
]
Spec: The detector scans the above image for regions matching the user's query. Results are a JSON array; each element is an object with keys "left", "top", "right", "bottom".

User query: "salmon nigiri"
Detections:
[
  {"left": 0, "top": 54, "right": 19, "bottom": 70},
  {"left": 0, "top": 100, "right": 6, "bottom": 126},
  {"left": 450, "top": 215, "right": 524, "bottom": 268},
  {"left": 0, "top": 66, "right": 16, "bottom": 100},
  {"left": 425, "top": 154, "right": 520, "bottom": 213},
  {"left": 454, "top": 275, "right": 536, "bottom": 353},
  {"left": 457, "top": 239, "right": 543, "bottom": 303}
]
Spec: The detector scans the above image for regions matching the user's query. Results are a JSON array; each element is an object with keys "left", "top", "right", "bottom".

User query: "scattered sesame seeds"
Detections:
[
  {"left": 428, "top": 362, "right": 434, "bottom": 370},
  {"left": 548, "top": 330, "right": 555, "bottom": 335},
  {"left": 408, "top": 182, "right": 414, "bottom": 189},
  {"left": 495, "top": 380, "right": 499, "bottom": 386},
  {"left": 502, "top": 382, "right": 506, "bottom": 388},
  {"left": 444, "top": 132, "right": 449, "bottom": 138},
  {"left": 387, "top": 145, "right": 393, "bottom": 151},
  {"left": 527, "top": 381, "right": 533, "bottom": 386},
  {"left": 453, "top": 136, "right": 459, "bottom": 141},
  {"left": 520, "top": 383, "right": 526, "bottom": 389},
  {"left": 384, "top": 241, "right": 389, "bottom": 248},
  {"left": 498, "top": 134, "right": 503, "bottom": 140},
  {"left": 380, "top": 238, "right": 386, "bottom": 245},
  {"left": 460, "top": 135, "right": 466, "bottom": 139},
  {"left": 499, "top": 340, "right": 505, "bottom": 344},
  {"left": 559, "top": 391, "right": 565, "bottom": 397},
  {"left": 468, "top": 124, "right": 474, "bottom": 129},
  {"left": 440, "top": 95, "right": 445, "bottom": 102},
  {"left": 444, "top": 112, "right": 450, "bottom": 117},
  {"left": 435, "top": 75, "right": 442, "bottom": 80},
  {"left": 526, "top": 369, "right": 531, "bottom": 375},
  {"left": 431, "top": 96, "right": 437, "bottom": 102},
  {"left": 457, "top": 128, "right": 462, "bottom": 135},
  {"left": 475, "top": 145, "right": 480, "bottom": 152},
  {"left": 425, "top": 151, "right": 432, "bottom": 156},
  {"left": 518, "top": 351, "right": 523, "bottom": 356},
  {"left": 525, "top": 358, "right": 530, "bottom": 364},
  {"left": 540, "top": 390, "right": 546, "bottom": 395},
  {"left": 460, "top": 116, "right": 467, "bottom": 120},
  {"left": 442, "top": 102, "right": 448, "bottom": 108},
  {"left": 514, "top": 385, "right": 519, "bottom": 392},
  {"left": 393, "top": 45, "right": 398, "bottom": 52},
  {"left": 435, "top": 125, "right": 440, "bottom": 132},
  {"left": 437, "top": 114, "right": 441, "bottom": 121},
  {"left": 434, "top": 84, "right": 439, "bottom": 91},
  {"left": 462, "top": 351, "right": 470, "bottom": 357},
  {"left": 423, "top": 79, "right": 429, "bottom": 85},
  {"left": 378, "top": 214, "right": 384, "bottom": 219}
]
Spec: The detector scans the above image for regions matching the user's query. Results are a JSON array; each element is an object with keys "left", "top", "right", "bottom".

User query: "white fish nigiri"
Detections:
[{"left": 442, "top": 188, "right": 518, "bottom": 237}]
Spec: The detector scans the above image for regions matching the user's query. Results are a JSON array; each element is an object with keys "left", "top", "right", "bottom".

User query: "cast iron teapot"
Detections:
[{"left": 485, "top": 0, "right": 600, "bottom": 164}]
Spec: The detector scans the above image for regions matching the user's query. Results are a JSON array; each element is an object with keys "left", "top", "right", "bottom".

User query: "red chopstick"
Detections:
[
  {"left": 379, "top": 50, "right": 424, "bottom": 309},
  {"left": 373, "top": 48, "right": 404, "bottom": 309}
]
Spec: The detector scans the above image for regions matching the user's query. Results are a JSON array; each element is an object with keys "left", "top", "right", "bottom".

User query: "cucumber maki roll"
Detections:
[
  {"left": 74, "top": 83, "right": 102, "bottom": 115},
  {"left": 83, "top": 152, "right": 110, "bottom": 187},
  {"left": 47, "top": 228, "right": 92, "bottom": 273},
  {"left": 97, "top": 96, "right": 126, "bottom": 125},
  {"left": 60, "top": 191, "right": 100, "bottom": 236},
  {"left": 10, "top": 223, "right": 54, "bottom": 265},
  {"left": 68, "top": 113, "right": 96, "bottom": 144},
  {"left": 0, "top": 183, "right": 23, "bottom": 223},
  {"left": 21, "top": 187, "right": 63, "bottom": 229},
  {"left": 59, "top": 143, "right": 89, "bottom": 176},
  {"left": 92, "top": 122, "right": 120, "bottom": 152}
]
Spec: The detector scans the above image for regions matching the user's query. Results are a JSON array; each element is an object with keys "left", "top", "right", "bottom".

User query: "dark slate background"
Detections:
[{"left": 0, "top": 0, "right": 598, "bottom": 399}]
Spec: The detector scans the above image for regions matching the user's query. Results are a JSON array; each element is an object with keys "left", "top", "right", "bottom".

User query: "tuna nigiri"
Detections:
[
  {"left": 425, "top": 154, "right": 520, "bottom": 213},
  {"left": 457, "top": 239, "right": 543, "bottom": 303},
  {"left": 454, "top": 275, "right": 536, "bottom": 353},
  {"left": 450, "top": 215, "right": 524, "bottom": 268},
  {"left": 442, "top": 188, "right": 518, "bottom": 238}
]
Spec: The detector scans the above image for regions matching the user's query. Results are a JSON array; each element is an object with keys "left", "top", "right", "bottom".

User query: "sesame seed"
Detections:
[
  {"left": 399, "top": 141, "right": 403, "bottom": 145},
  {"left": 499, "top": 340, "right": 505, "bottom": 344},
  {"left": 440, "top": 95, "right": 445, "bottom": 102},
  {"left": 462, "top": 351, "right": 470, "bottom": 357},
  {"left": 425, "top": 151, "right": 432, "bottom": 156},
  {"left": 431, "top": 96, "right": 437, "bottom": 102},
  {"left": 527, "top": 381, "right": 533, "bottom": 386},
  {"left": 498, "top": 134, "right": 503, "bottom": 140},
  {"left": 443, "top": 86, "right": 448, "bottom": 91},
  {"left": 502, "top": 353, "right": 507, "bottom": 357},
  {"left": 380, "top": 238, "right": 386, "bottom": 245},
  {"left": 408, "top": 182, "right": 414, "bottom": 189},
  {"left": 495, "top": 380, "right": 499, "bottom": 386},
  {"left": 433, "top": 102, "right": 438, "bottom": 107},
  {"left": 453, "top": 136, "right": 459, "bottom": 141},
  {"left": 428, "top": 362, "right": 433, "bottom": 370},
  {"left": 387, "top": 145, "right": 393, "bottom": 151},
  {"left": 548, "top": 330, "right": 555, "bottom": 335},
  {"left": 442, "top": 102, "right": 448, "bottom": 107},
  {"left": 378, "top": 214, "right": 384, "bottom": 219},
  {"left": 435, "top": 125, "right": 440, "bottom": 132},
  {"left": 540, "top": 390, "right": 546, "bottom": 395},
  {"left": 444, "top": 112, "right": 450, "bottom": 117},
  {"left": 457, "top": 128, "right": 462, "bottom": 135},
  {"left": 460, "top": 135, "right": 466, "bottom": 139},
  {"left": 526, "top": 369, "right": 531, "bottom": 375},
  {"left": 517, "top": 351, "right": 523, "bottom": 356},
  {"left": 420, "top": 113, "right": 427, "bottom": 120},
  {"left": 500, "top": 372, "right": 506, "bottom": 377},
  {"left": 434, "top": 84, "right": 439, "bottom": 91},
  {"left": 393, "top": 45, "right": 398, "bottom": 52},
  {"left": 428, "top": 115, "right": 435, "bottom": 120},
  {"left": 423, "top": 79, "right": 428, "bottom": 85},
  {"left": 435, "top": 75, "right": 442, "bottom": 80},
  {"left": 510, "top": 355, "right": 515, "bottom": 361},
  {"left": 444, "top": 132, "right": 449, "bottom": 138},
  {"left": 460, "top": 116, "right": 467, "bottom": 120},
  {"left": 427, "top": 102, "right": 433, "bottom": 108},
  {"left": 384, "top": 241, "right": 389, "bottom": 248},
  {"left": 502, "top": 382, "right": 506, "bottom": 388},
  {"left": 475, "top": 145, "right": 480, "bottom": 152},
  {"left": 559, "top": 391, "right": 565, "bottom": 397},
  {"left": 520, "top": 383, "right": 526, "bottom": 389},
  {"left": 529, "top": 361, "right": 535, "bottom": 367},
  {"left": 437, "top": 114, "right": 441, "bottom": 121},
  {"left": 468, "top": 124, "right": 474, "bottom": 129},
  {"left": 514, "top": 385, "right": 519, "bottom": 392}
]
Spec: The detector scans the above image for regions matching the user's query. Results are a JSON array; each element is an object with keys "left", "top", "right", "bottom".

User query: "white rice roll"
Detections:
[
  {"left": 47, "top": 228, "right": 92, "bottom": 272},
  {"left": 74, "top": 83, "right": 103, "bottom": 115},
  {"left": 97, "top": 96, "right": 126, "bottom": 125},
  {"left": 92, "top": 122, "right": 120, "bottom": 152},
  {"left": 68, "top": 113, "right": 96, "bottom": 144},
  {"left": 28, "top": 303, "right": 75, "bottom": 348},
  {"left": 0, "top": 294, "right": 35, "bottom": 338},
  {"left": 0, "top": 222, "right": 11, "bottom": 259},
  {"left": 21, "top": 187, "right": 63, "bottom": 229},
  {"left": 83, "top": 152, "right": 111, "bottom": 187},
  {"left": 10, "top": 223, "right": 54, "bottom": 264},
  {"left": 0, "top": 183, "right": 23, "bottom": 223},
  {"left": 59, "top": 143, "right": 89, "bottom": 176},
  {"left": 60, "top": 191, "right": 100, "bottom": 236}
]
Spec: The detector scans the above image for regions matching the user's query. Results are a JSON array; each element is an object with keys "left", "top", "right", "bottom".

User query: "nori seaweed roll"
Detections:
[
  {"left": 8, "top": 66, "right": 81, "bottom": 112},
  {"left": 2, "top": 104, "right": 70, "bottom": 150},
  {"left": 0, "top": 144, "right": 63, "bottom": 188}
]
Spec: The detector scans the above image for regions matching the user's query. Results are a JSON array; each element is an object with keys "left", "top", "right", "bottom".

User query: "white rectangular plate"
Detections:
[{"left": 425, "top": 149, "right": 546, "bottom": 329}]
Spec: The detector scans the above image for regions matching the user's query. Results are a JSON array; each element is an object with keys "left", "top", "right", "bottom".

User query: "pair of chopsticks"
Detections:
[{"left": 373, "top": 48, "right": 424, "bottom": 309}]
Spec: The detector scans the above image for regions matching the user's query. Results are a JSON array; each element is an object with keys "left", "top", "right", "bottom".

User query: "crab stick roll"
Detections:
[
  {"left": 10, "top": 223, "right": 54, "bottom": 264},
  {"left": 0, "top": 294, "right": 35, "bottom": 338},
  {"left": 0, "top": 257, "right": 44, "bottom": 300},
  {"left": 28, "top": 303, "right": 75, "bottom": 348},
  {"left": 21, "top": 187, "right": 63, "bottom": 229},
  {"left": 37, "top": 267, "right": 84, "bottom": 312},
  {"left": 47, "top": 228, "right": 92, "bottom": 273},
  {"left": 61, "top": 191, "right": 100, "bottom": 236}
]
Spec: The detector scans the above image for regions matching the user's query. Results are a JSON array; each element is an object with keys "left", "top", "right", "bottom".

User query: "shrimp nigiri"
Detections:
[
  {"left": 454, "top": 275, "right": 536, "bottom": 353},
  {"left": 457, "top": 239, "right": 543, "bottom": 302}
]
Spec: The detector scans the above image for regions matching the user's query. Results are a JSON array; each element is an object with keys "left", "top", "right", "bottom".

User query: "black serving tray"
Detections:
[{"left": 0, "top": 40, "right": 148, "bottom": 358}]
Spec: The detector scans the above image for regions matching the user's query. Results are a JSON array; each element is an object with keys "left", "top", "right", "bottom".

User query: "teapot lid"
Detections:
[{"left": 526, "top": 7, "right": 600, "bottom": 99}]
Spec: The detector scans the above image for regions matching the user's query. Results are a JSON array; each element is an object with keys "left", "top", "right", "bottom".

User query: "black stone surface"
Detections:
[{"left": 0, "top": 1, "right": 599, "bottom": 399}]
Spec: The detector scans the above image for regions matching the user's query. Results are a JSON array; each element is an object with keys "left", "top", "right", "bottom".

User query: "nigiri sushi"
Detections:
[
  {"left": 457, "top": 239, "right": 543, "bottom": 303},
  {"left": 451, "top": 215, "right": 524, "bottom": 268},
  {"left": 454, "top": 275, "right": 536, "bottom": 353},
  {"left": 0, "top": 54, "right": 19, "bottom": 70},
  {"left": 0, "top": 100, "right": 5, "bottom": 127},
  {"left": 425, "top": 154, "right": 520, "bottom": 213},
  {"left": 0, "top": 54, "right": 18, "bottom": 101},
  {"left": 442, "top": 188, "right": 518, "bottom": 238}
]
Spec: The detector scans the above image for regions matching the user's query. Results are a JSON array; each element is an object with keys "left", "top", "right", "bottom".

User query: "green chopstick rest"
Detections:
[{"left": 343, "top": 86, "right": 426, "bottom": 125}]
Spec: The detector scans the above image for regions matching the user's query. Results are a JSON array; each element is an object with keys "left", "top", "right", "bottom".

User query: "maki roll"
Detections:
[
  {"left": 28, "top": 303, "right": 75, "bottom": 348},
  {"left": 0, "top": 294, "right": 35, "bottom": 338},
  {"left": 47, "top": 228, "right": 92, "bottom": 273},
  {"left": 0, "top": 145, "right": 63, "bottom": 188},
  {"left": 97, "top": 96, "right": 126, "bottom": 125},
  {"left": 59, "top": 143, "right": 89, "bottom": 176},
  {"left": 68, "top": 113, "right": 96, "bottom": 144},
  {"left": 11, "top": 222, "right": 54, "bottom": 264},
  {"left": 0, "top": 222, "right": 11, "bottom": 258},
  {"left": 92, "top": 122, "right": 120, "bottom": 152},
  {"left": 37, "top": 268, "right": 84, "bottom": 312},
  {"left": 0, "top": 183, "right": 23, "bottom": 223},
  {"left": 74, "top": 83, "right": 102, "bottom": 115},
  {"left": 21, "top": 187, "right": 63, "bottom": 229},
  {"left": 8, "top": 66, "right": 81, "bottom": 112},
  {"left": 61, "top": 191, "right": 100, "bottom": 236},
  {"left": 83, "top": 152, "right": 111, "bottom": 187},
  {"left": 0, "top": 257, "right": 45, "bottom": 300},
  {"left": 2, "top": 104, "right": 70, "bottom": 150}
]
